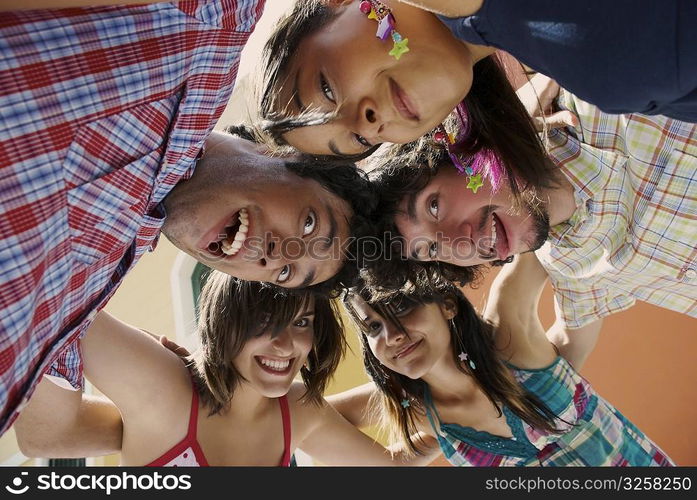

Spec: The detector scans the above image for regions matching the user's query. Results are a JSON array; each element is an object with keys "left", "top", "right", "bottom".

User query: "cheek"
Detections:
[
  {"left": 367, "top": 337, "right": 386, "bottom": 363},
  {"left": 297, "top": 332, "right": 315, "bottom": 357}
]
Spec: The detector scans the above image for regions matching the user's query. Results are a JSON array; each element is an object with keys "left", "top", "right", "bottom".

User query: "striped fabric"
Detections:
[
  {"left": 535, "top": 90, "right": 697, "bottom": 329},
  {"left": 0, "top": 0, "right": 264, "bottom": 434},
  {"left": 425, "top": 357, "right": 674, "bottom": 466}
]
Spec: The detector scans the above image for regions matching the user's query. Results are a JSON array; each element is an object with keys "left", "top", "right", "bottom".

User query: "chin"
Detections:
[{"left": 258, "top": 383, "right": 293, "bottom": 399}]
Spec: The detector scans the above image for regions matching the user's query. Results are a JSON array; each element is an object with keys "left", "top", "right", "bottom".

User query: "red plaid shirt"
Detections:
[{"left": 0, "top": 0, "right": 264, "bottom": 434}]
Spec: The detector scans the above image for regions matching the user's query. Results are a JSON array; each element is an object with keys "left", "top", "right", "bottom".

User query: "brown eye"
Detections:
[
  {"left": 429, "top": 197, "right": 439, "bottom": 218},
  {"left": 303, "top": 211, "right": 316, "bottom": 236}
]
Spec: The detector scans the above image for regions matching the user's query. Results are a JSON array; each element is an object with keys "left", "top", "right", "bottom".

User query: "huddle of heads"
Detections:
[{"left": 176, "top": 0, "right": 566, "bottom": 451}]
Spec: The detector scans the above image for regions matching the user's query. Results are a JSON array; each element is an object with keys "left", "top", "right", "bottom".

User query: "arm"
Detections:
[
  {"left": 296, "top": 394, "right": 440, "bottom": 466},
  {"left": 13, "top": 375, "right": 122, "bottom": 458},
  {"left": 397, "top": 0, "right": 484, "bottom": 17},
  {"left": 546, "top": 297, "right": 603, "bottom": 370},
  {"left": 325, "top": 382, "right": 378, "bottom": 428},
  {"left": 1, "top": 0, "right": 164, "bottom": 11},
  {"left": 483, "top": 253, "right": 557, "bottom": 368},
  {"left": 81, "top": 311, "right": 190, "bottom": 424}
]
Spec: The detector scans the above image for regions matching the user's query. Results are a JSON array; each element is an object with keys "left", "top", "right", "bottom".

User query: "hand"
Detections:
[
  {"left": 516, "top": 73, "right": 579, "bottom": 132},
  {"left": 139, "top": 329, "right": 191, "bottom": 357}
]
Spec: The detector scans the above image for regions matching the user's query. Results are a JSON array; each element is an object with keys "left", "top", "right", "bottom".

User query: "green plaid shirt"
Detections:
[{"left": 536, "top": 91, "right": 697, "bottom": 328}]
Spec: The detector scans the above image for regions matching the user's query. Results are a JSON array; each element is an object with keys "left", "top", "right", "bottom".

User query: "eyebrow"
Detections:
[
  {"left": 405, "top": 191, "right": 419, "bottom": 221},
  {"left": 296, "top": 268, "right": 317, "bottom": 289},
  {"left": 293, "top": 71, "right": 306, "bottom": 112},
  {"left": 328, "top": 140, "right": 347, "bottom": 156},
  {"left": 323, "top": 202, "right": 338, "bottom": 251}
]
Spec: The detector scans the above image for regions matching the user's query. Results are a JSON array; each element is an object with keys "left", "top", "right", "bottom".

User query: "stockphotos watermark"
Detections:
[
  {"left": 199, "top": 232, "right": 497, "bottom": 264},
  {"left": 4, "top": 470, "right": 191, "bottom": 496}
]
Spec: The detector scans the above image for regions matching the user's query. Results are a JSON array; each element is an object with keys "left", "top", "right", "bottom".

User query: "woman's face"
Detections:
[
  {"left": 278, "top": 0, "right": 475, "bottom": 156},
  {"left": 349, "top": 294, "right": 456, "bottom": 379},
  {"left": 234, "top": 298, "right": 315, "bottom": 398}
]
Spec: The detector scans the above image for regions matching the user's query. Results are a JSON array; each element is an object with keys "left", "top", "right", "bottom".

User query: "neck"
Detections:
[
  {"left": 223, "top": 382, "right": 274, "bottom": 421},
  {"left": 539, "top": 171, "right": 577, "bottom": 226},
  {"left": 421, "top": 356, "right": 478, "bottom": 404},
  {"left": 465, "top": 41, "right": 496, "bottom": 63}
]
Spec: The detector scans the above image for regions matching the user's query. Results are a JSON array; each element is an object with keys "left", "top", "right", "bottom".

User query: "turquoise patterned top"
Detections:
[{"left": 424, "top": 357, "right": 673, "bottom": 466}]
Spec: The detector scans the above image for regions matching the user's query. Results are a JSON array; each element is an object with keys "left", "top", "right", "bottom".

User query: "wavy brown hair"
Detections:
[
  {"left": 342, "top": 280, "right": 562, "bottom": 455},
  {"left": 189, "top": 272, "right": 346, "bottom": 415}
]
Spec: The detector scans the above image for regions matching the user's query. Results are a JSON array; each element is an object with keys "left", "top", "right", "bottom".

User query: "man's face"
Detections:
[
  {"left": 394, "top": 166, "right": 550, "bottom": 267},
  {"left": 162, "top": 132, "right": 352, "bottom": 288}
]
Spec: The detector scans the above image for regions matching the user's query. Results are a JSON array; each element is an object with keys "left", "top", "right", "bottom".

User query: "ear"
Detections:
[{"left": 439, "top": 297, "right": 458, "bottom": 320}]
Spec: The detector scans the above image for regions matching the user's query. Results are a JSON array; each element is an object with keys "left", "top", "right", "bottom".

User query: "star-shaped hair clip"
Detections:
[
  {"left": 360, "top": 0, "right": 409, "bottom": 60},
  {"left": 433, "top": 125, "right": 486, "bottom": 194},
  {"left": 401, "top": 398, "right": 411, "bottom": 408}
]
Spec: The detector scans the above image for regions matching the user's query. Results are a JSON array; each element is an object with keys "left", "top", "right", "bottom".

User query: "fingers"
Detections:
[
  {"left": 535, "top": 110, "right": 580, "bottom": 132},
  {"left": 159, "top": 335, "right": 191, "bottom": 357}
]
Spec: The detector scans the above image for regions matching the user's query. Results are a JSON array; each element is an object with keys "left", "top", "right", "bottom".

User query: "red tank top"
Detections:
[{"left": 146, "top": 388, "right": 292, "bottom": 466}]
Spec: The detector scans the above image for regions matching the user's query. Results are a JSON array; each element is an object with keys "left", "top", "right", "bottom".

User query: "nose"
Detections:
[
  {"left": 270, "top": 328, "right": 294, "bottom": 356},
  {"left": 437, "top": 218, "right": 476, "bottom": 263},
  {"left": 384, "top": 324, "right": 406, "bottom": 347},
  {"left": 257, "top": 237, "right": 291, "bottom": 269},
  {"left": 354, "top": 96, "right": 385, "bottom": 142},
  {"left": 440, "top": 217, "right": 473, "bottom": 242}
]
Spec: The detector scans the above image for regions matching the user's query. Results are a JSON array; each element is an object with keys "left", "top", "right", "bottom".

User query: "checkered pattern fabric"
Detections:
[
  {"left": 0, "top": 0, "right": 264, "bottom": 434},
  {"left": 535, "top": 91, "right": 697, "bottom": 328},
  {"left": 425, "top": 357, "right": 674, "bottom": 466}
]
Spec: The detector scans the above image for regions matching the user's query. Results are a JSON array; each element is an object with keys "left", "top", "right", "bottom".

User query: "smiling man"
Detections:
[
  {"left": 161, "top": 130, "right": 358, "bottom": 289},
  {"left": 369, "top": 89, "right": 696, "bottom": 365}
]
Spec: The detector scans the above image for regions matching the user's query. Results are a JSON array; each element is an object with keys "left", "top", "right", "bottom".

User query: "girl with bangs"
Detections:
[
  {"left": 15, "top": 272, "right": 437, "bottom": 466},
  {"left": 338, "top": 253, "right": 673, "bottom": 466}
]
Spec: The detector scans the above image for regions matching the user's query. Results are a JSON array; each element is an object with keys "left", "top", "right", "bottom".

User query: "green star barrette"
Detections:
[
  {"left": 389, "top": 36, "right": 410, "bottom": 60},
  {"left": 466, "top": 173, "right": 484, "bottom": 194},
  {"left": 400, "top": 399, "right": 411, "bottom": 408}
]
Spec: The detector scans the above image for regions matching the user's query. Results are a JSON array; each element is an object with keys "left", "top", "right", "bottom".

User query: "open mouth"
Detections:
[
  {"left": 255, "top": 356, "right": 294, "bottom": 376},
  {"left": 480, "top": 213, "right": 509, "bottom": 261},
  {"left": 206, "top": 208, "right": 250, "bottom": 258},
  {"left": 390, "top": 79, "right": 419, "bottom": 121},
  {"left": 394, "top": 339, "right": 422, "bottom": 359}
]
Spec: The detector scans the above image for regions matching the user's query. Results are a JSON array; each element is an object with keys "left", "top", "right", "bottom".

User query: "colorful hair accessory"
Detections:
[
  {"left": 400, "top": 398, "right": 411, "bottom": 408},
  {"left": 434, "top": 124, "right": 484, "bottom": 194},
  {"left": 360, "top": 0, "right": 409, "bottom": 60},
  {"left": 458, "top": 351, "right": 476, "bottom": 370}
]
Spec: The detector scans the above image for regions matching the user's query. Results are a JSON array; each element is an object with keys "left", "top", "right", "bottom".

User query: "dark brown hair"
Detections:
[
  {"left": 343, "top": 280, "right": 561, "bottom": 455},
  {"left": 359, "top": 150, "right": 485, "bottom": 296},
  {"left": 258, "top": 3, "right": 556, "bottom": 193},
  {"left": 190, "top": 272, "right": 346, "bottom": 415}
]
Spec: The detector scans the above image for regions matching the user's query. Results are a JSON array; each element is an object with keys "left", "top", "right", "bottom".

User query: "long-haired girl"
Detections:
[{"left": 340, "top": 254, "right": 673, "bottom": 466}]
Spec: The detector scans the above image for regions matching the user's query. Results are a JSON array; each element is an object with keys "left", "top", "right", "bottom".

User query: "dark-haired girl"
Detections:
[
  {"left": 258, "top": 0, "right": 554, "bottom": 193},
  {"left": 340, "top": 254, "right": 674, "bottom": 466}
]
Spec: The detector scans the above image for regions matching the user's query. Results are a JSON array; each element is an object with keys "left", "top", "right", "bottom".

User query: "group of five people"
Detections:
[{"left": 1, "top": 0, "right": 695, "bottom": 466}]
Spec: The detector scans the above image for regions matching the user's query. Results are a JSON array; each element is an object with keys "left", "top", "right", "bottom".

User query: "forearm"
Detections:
[
  {"left": 325, "top": 382, "right": 378, "bottom": 429},
  {"left": 484, "top": 253, "right": 549, "bottom": 326},
  {"left": 397, "top": 0, "right": 483, "bottom": 17},
  {"left": 1, "top": 0, "right": 162, "bottom": 11}
]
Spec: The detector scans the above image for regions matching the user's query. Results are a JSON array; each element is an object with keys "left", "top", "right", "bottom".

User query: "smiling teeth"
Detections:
[
  {"left": 491, "top": 215, "right": 498, "bottom": 252},
  {"left": 221, "top": 208, "right": 249, "bottom": 256},
  {"left": 259, "top": 358, "right": 291, "bottom": 371}
]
